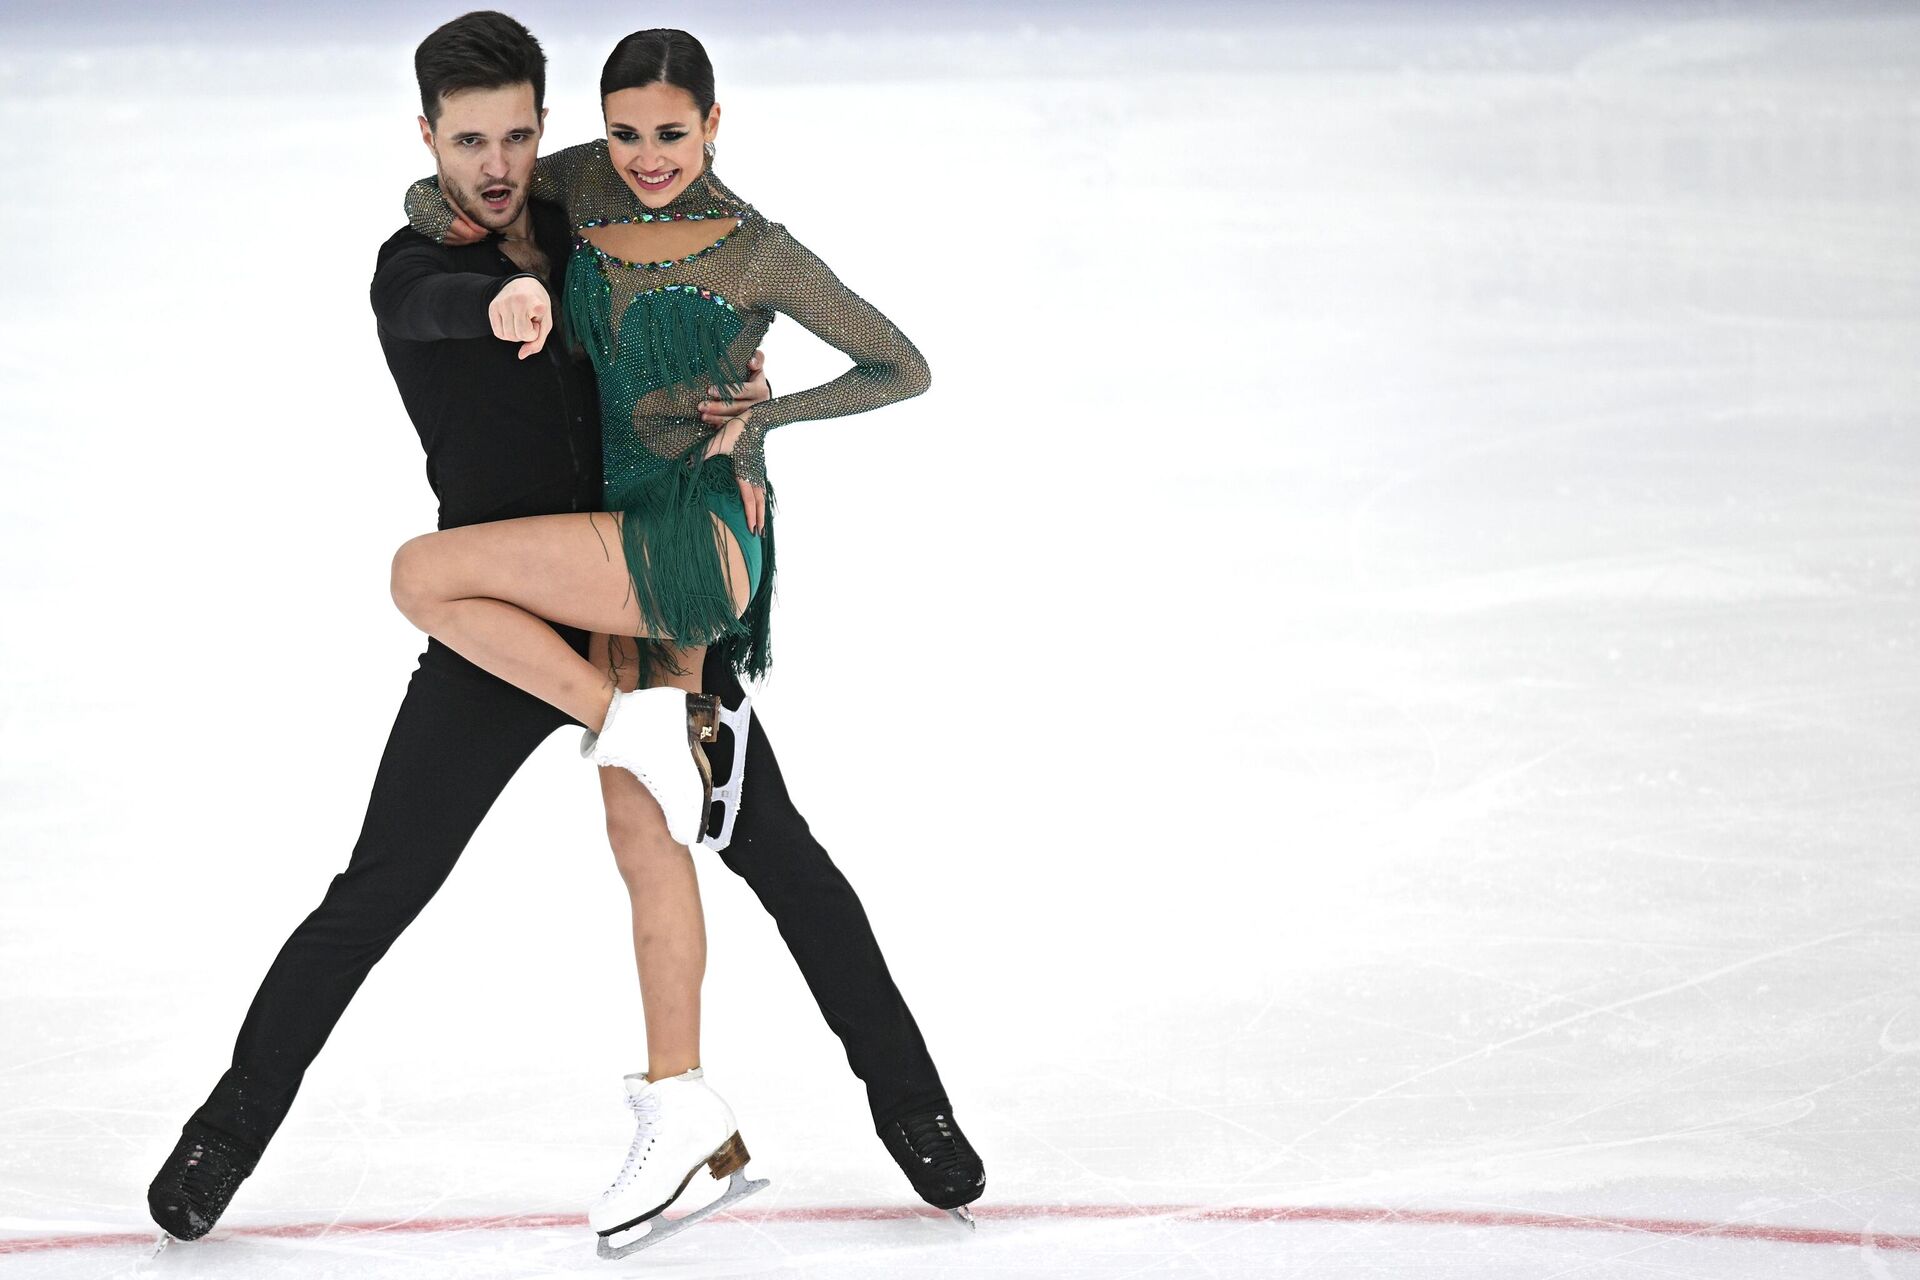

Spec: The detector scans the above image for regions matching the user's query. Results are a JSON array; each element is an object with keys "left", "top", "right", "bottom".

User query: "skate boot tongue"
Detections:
[{"left": 623, "top": 1067, "right": 703, "bottom": 1099}]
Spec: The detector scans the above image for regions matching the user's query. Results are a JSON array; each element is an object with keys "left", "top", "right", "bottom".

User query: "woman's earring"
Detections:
[{"left": 704, "top": 140, "right": 717, "bottom": 161}]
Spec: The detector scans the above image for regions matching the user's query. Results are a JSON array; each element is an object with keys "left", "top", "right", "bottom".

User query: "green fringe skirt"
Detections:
[{"left": 608, "top": 442, "right": 774, "bottom": 685}]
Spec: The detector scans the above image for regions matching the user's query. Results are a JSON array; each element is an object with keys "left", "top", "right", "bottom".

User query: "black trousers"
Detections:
[{"left": 189, "top": 636, "right": 948, "bottom": 1162}]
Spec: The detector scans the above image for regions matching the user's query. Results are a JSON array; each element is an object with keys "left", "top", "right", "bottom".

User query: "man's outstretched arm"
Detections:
[{"left": 370, "top": 237, "right": 534, "bottom": 342}]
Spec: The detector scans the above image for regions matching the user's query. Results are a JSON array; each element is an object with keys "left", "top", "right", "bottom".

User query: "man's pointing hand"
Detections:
[{"left": 490, "top": 276, "right": 551, "bottom": 360}]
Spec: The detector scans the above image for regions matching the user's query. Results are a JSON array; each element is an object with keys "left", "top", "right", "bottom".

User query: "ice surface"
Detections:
[{"left": 2, "top": 2, "right": 1917, "bottom": 1276}]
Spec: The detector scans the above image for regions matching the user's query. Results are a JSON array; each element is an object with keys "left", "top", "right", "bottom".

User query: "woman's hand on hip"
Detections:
[
  {"left": 698, "top": 349, "right": 768, "bottom": 428},
  {"left": 704, "top": 416, "right": 767, "bottom": 536}
]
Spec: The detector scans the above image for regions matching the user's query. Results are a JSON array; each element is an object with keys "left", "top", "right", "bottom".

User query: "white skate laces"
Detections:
[
  {"left": 581, "top": 688, "right": 718, "bottom": 846},
  {"left": 607, "top": 1085, "right": 665, "bottom": 1196}
]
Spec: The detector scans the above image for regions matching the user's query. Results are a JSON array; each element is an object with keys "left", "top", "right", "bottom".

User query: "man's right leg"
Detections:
[{"left": 151, "top": 638, "right": 577, "bottom": 1237}]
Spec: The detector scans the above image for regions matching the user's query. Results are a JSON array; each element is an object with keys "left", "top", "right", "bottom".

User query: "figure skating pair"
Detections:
[{"left": 147, "top": 13, "right": 982, "bottom": 1260}]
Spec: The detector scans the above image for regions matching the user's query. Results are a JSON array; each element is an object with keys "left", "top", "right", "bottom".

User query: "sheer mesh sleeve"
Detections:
[
  {"left": 527, "top": 141, "right": 599, "bottom": 208},
  {"left": 402, "top": 176, "right": 457, "bottom": 244},
  {"left": 401, "top": 141, "right": 604, "bottom": 242},
  {"left": 728, "top": 221, "right": 931, "bottom": 487}
]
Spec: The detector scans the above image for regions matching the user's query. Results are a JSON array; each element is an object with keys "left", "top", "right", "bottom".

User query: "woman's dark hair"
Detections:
[
  {"left": 415, "top": 10, "right": 547, "bottom": 127},
  {"left": 600, "top": 29, "right": 716, "bottom": 118}
]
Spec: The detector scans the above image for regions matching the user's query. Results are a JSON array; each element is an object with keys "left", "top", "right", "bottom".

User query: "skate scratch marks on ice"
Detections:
[
  {"left": 1249, "top": 929, "right": 1859, "bottom": 1176},
  {"left": 1017, "top": 1115, "right": 1228, "bottom": 1280}
]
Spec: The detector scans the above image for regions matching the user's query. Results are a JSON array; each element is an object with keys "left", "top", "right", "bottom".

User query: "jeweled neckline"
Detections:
[
  {"left": 576, "top": 219, "right": 745, "bottom": 271},
  {"left": 574, "top": 160, "right": 751, "bottom": 267},
  {"left": 581, "top": 208, "right": 735, "bottom": 226}
]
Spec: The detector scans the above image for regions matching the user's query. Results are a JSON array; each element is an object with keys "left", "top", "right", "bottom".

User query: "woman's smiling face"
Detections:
[{"left": 603, "top": 83, "right": 721, "bottom": 208}]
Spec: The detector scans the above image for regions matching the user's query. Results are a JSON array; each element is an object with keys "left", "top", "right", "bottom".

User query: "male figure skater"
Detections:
[{"left": 147, "top": 9, "right": 982, "bottom": 1241}]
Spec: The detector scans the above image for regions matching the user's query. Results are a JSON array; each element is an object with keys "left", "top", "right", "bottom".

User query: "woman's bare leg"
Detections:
[
  {"left": 594, "top": 632, "right": 707, "bottom": 1079},
  {"left": 389, "top": 511, "right": 750, "bottom": 730}
]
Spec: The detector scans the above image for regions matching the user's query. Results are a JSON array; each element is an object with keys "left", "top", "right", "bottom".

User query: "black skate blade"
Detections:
[{"left": 595, "top": 1170, "right": 769, "bottom": 1260}]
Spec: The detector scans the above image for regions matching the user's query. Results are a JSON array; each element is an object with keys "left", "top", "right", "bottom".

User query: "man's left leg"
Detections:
[{"left": 699, "top": 652, "right": 983, "bottom": 1214}]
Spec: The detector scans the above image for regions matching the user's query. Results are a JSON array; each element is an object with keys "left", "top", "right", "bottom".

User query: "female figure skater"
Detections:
[{"left": 390, "top": 28, "right": 940, "bottom": 1253}]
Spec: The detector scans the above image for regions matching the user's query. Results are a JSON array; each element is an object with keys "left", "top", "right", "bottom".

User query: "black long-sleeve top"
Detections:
[{"left": 370, "top": 198, "right": 601, "bottom": 530}]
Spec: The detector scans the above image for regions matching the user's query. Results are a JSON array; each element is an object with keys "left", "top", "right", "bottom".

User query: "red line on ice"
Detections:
[{"left": 4, "top": 1203, "right": 1917, "bottom": 1255}]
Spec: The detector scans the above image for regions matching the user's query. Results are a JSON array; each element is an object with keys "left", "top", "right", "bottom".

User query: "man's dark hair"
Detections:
[{"left": 415, "top": 10, "right": 546, "bottom": 128}]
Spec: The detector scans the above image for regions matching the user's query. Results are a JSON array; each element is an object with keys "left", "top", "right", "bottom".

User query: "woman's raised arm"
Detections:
[{"left": 726, "top": 222, "right": 932, "bottom": 488}]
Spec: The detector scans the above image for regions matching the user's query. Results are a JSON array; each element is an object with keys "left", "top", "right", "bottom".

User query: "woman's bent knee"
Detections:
[{"left": 389, "top": 534, "right": 441, "bottom": 625}]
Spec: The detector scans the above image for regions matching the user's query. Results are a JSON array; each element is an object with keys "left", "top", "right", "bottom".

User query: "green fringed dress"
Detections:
[{"left": 405, "top": 141, "right": 930, "bottom": 680}]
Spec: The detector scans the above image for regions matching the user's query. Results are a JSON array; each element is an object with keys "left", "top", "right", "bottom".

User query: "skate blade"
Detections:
[
  {"left": 594, "top": 1169, "right": 769, "bottom": 1260},
  {"left": 115, "top": 1233, "right": 172, "bottom": 1278},
  {"left": 947, "top": 1204, "right": 977, "bottom": 1230},
  {"left": 697, "top": 694, "right": 753, "bottom": 853}
]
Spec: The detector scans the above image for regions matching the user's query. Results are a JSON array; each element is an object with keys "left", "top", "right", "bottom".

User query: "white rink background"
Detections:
[{"left": 3, "top": 2, "right": 1918, "bottom": 1276}]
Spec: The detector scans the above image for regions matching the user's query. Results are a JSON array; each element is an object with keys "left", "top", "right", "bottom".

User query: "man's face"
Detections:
[{"left": 418, "top": 83, "right": 544, "bottom": 233}]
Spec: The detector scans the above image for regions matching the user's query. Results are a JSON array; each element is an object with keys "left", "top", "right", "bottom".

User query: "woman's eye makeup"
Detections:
[{"left": 612, "top": 130, "right": 689, "bottom": 144}]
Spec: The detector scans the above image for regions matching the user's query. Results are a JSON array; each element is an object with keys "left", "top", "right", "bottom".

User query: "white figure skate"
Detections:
[
  {"left": 697, "top": 693, "right": 752, "bottom": 853},
  {"left": 590, "top": 1068, "right": 768, "bottom": 1260},
  {"left": 582, "top": 688, "right": 718, "bottom": 847}
]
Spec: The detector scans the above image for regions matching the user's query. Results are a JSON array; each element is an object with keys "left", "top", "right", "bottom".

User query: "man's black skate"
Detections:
[
  {"left": 879, "top": 1109, "right": 984, "bottom": 1226},
  {"left": 147, "top": 1127, "right": 256, "bottom": 1241}
]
